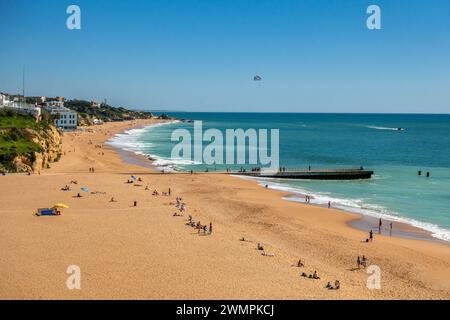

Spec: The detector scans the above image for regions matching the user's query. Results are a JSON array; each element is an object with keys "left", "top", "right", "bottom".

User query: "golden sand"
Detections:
[{"left": 0, "top": 119, "right": 449, "bottom": 299}]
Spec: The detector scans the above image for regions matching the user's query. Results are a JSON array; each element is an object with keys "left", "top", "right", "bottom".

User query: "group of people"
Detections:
[
  {"left": 305, "top": 195, "right": 312, "bottom": 203},
  {"left": 326, "top": 280, "right": 341, "bottom": 290},
  {"left": 186, "top": 214, "right": 213, "bottom": 235},
  {"left": 301, "top": 270, "right": 321, "bottom": 280},
  {"left": 61, "top": 185, "right": 71, "bottom": 191},
  {"left": 88, "top": 167, "right": 95, "bottom": 173}
]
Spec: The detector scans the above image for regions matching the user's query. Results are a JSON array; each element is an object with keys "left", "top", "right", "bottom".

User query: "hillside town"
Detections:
[{"left": 0, "top": 92, "right": 156, "bottom": 129}]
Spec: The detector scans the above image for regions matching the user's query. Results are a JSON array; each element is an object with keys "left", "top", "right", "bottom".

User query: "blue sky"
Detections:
[{"left": 1, "top": 0, "right": 449, "bottom": 113}]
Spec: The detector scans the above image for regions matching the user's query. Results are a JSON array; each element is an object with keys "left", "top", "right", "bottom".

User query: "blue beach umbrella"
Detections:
[
  {"left": 131, "top": 175, "right": 137, "bottom": 181},
  {"left": 81, "top": 187, "right": 89, "bottom": 193}
]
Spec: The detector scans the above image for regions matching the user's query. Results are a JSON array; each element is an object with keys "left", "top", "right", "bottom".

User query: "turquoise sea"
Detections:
[{"left": 108, "top": 113, "right": 450, "bottom": 241}]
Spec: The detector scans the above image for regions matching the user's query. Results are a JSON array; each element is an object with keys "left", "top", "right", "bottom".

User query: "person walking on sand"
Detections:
[
  {"left": 378, "top": 218, "right": 383, "bottom": 234},
  {"left": 369, "top": 229, "right": 373, "bottom": 242},
  {"left": 328, "top": 201, "right": 331, "bottom": 209},
  {"left": 357, "top": 256, "right": 361, "bottom": 269},
  {"left": 168, "top": 188, "right": 171, "bottom": 196},
  {"left": 209, "top": 222, "right": 212, "bottom": 235},
  {"left": 390, "top": 222, "right": 393, "bottom": 237}
]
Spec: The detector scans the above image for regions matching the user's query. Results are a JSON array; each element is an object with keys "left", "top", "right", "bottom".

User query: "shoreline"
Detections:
[
  {"left": 1, "top": 119, "right": 450, "bottom": 299},
  {"left": 107, "top": 121, "right": 447, "bottom": 245}
]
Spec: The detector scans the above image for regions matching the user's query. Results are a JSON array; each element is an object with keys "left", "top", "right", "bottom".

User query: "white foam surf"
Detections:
[
  {"left": 366, "top": 125, "right": 404, "bottom": 131},
  {"left": 236, "top": 176, "right": 450, "bottom": 242},
  {"left": 106, "top": 120, "right": 180, "bottom": 158}
]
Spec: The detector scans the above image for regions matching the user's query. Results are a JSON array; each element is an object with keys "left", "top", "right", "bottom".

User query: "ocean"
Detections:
[{"left": 107, "top": 113, "right": 450, "bottom": 242}]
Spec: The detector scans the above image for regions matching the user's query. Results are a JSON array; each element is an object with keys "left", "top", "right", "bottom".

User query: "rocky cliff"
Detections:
[{"left": 0, "top": 123, "right": 62, "bottom": 174}]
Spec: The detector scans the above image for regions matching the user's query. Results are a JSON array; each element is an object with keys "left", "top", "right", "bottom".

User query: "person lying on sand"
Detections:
[{"left": 262, "top": 252, "right": 275, "bottom": 257}]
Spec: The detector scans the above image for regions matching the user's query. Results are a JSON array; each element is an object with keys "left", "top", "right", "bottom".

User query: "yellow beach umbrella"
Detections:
[{"left": 54, "top": 203, "right": 70, "bottom": 209}]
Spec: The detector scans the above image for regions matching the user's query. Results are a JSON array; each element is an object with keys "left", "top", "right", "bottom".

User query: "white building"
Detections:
[
  {"left": 54, "top": 110, "right": 77, "bottom": 129},
  {"left": 45, "top": 102, "right": 78, "bottom": 129},
  {"left": 92, "top": 118, "right": 104, "bottom": 125},
  {"left": 1, "top": 94, "right": 41, "bottom": 119},
  {"left": 0, "top": 94, "right": 10, "bottom": 106}
]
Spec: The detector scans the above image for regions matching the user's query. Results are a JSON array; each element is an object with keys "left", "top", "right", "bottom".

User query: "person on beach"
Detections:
[
  {"left": 334, "top": 280, "right": 341, "bottom": 290},
  {"left": 369, "top": 230, "right": 373, "bottom": 242},
  {"left": 313, "top": 271, "right": 320, "bottom": 279},
  {"left": 257, "top": 243, "right": 264, "bottom": 251},
  {"left": 357, "top": 256, "right": 361, "bottom": 269},
  {"left": 133, "top": 201, "right": 137, "bottom": 207},
  {"left": 361, "top": 255, "right": 368, "bottom": 268},
  {"left": 209, "top": 222, "right": 212, "bottom": 235},
  {"left": 328, "top": 201, "right": 331, "bottom": 209},
  {"left": 379, "top": 218, "right": 383, "bottom": 234},
  {"left": 297, "top": 259, "right": 304, "bottom": 267},
  {"left": 168, "top": 188, "right": 171, "bottom": 196},
  {"left": 110, "top": 197, "right": 116, "bottom": 202},
  {"left": 390, "top": 222, "right": 393, "bottom": 236}
]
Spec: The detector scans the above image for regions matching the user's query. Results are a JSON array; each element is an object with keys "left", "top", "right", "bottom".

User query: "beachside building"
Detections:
[
  {"left": 0, "top": 94, "right": 10, "bottom": 106},
  {"left": 92, "top": 118, "right": 104, "bottom": 125},
  {"left": 45, "top": 101, "right": 78, "bottom": 130},
  {"left": 91, "top": 101, "right": 102, "bottom": 108},
  {"left": 53, "top": 108, "right": 78, "bottom": 130},
  {"left": 1, "top": 94, "right": 41, "bottom": 119}
]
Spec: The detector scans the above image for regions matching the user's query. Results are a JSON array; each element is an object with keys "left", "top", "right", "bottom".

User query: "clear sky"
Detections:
[{"left": 1, "top": 0, "right": 449, "bottom": 113}]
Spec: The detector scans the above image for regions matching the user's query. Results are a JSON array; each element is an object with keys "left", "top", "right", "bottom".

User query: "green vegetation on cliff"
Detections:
[{"left": 0, "top": 110, "right": 58, "bottom": 173}]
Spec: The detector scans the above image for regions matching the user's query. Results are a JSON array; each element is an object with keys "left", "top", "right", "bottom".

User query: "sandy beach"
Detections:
[{"left": 1, "top": 119, "right": 450, "bottom": 300}]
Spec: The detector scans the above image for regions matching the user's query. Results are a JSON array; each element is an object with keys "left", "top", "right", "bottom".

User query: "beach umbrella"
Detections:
[
  {"left": 131, "top": 175, "right": 137, "bottom": 181},
  {"left": 54, "top": 203, "right": 69, "bottom": 209},
  {"left": 81, "top": 187, "right": 89, "bottom": 193}
]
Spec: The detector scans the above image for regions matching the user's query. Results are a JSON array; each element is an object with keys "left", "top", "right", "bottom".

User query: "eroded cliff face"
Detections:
[{"left": 10, "top": 126, "right": 62, "bottom": 174}]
